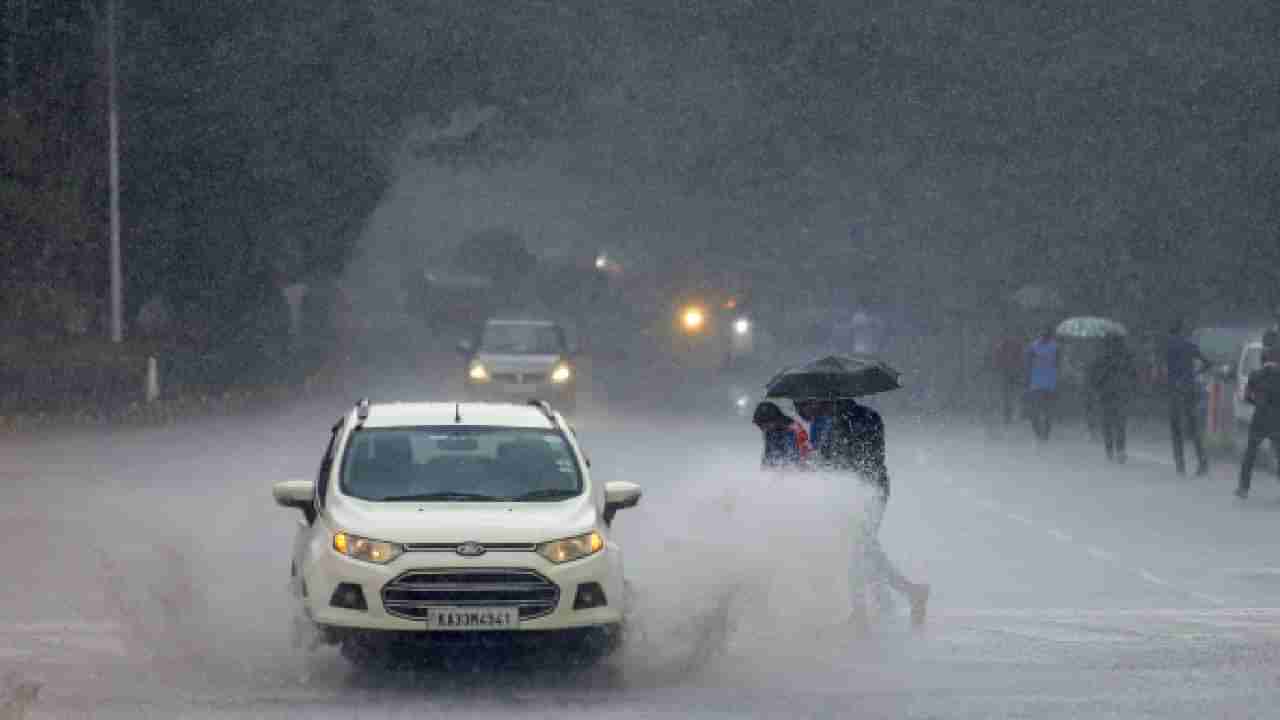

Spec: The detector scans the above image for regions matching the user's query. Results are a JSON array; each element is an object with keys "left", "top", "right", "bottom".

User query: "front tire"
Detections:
[
  {"left": 554, "top": 625, "right": 622, "bottom": 667},
  {"left": 339, "top": 633, "right": 401, "bottom": 669}
]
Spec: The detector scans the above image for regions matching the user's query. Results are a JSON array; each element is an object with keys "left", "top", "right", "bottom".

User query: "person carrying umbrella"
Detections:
[
  {"left": 1236, "top": 347, "right": 1280, "bottom": 499},
  {"left": 991, "top": 333, "right": 1025, "bottom": 425},
  {"left": 751, "top": 401, "right": 811, "bottom": 469},
  {"left": 1086, "top": 332, "right": 1138, "bottom": 463},
  {"left": 766, "top": 356, "right": 929, "bottom": 630},
  {"left": 1165, "top": 320, "right": 1210, "bottom": 476},
  {"left": 1024, "top": 326, "right": 1060, "bottom": 442}
]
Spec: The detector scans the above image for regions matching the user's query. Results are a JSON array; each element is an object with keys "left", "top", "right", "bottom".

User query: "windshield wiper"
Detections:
[
  {"left": 505, "top": 489, "right": 580, "bottom": 501},
  {"left": 380, "top": 492, "right": 500, "bottom": 502}
]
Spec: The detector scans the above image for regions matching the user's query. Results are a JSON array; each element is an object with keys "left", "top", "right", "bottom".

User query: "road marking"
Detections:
[
  {"left": 0, "top": 621, "right": 130, "bottom": 658},
  {"left": 1139, "top": 570, "right": 1170, "bottom": 586},
  {"left": 942, "top": 473, "right": 1229, "bottom": 606},
  {"left": 1084, "top": 545, "right": 1113, "bottom": 561},
  {"left": 1129, "top": 449, "right": 1178, "bottom": 469},
  {"left": 941, "top": 607, "right": 1280, "bottom": 619}
]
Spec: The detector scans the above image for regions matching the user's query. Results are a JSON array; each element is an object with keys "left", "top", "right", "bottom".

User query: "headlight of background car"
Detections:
[
  {"left": 536, "top": 531, "right": 604, "bottom": 563},
  {"left": 681, "top": 306, "right": 706, "bottom": 334},
  {"left": 333, "top": 531, "right": 404, "bottom": 564},
  {"left": 468, "top": 362, "right": 490, "bottom": 382},
  {"left": 550, "top": 363, "right": 573, "bottom": 384}
]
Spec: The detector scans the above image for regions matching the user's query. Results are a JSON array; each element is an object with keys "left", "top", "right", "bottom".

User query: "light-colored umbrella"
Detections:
[
  {"left": 1056, "top": 316, "right": 1128, "bottom": 339},
  {"left": 1011, "top": 284, "right": 1063, "bottom": 311}
]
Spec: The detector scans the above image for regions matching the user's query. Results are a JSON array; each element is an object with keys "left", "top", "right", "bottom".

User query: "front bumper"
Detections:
[{"left": 300, "top": 545, "right": 624, "bottom": 633}]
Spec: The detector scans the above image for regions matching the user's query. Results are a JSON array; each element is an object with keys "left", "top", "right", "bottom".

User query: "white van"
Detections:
[{"left": 1234, "top": 339, "right": 1265, "bottom": 426}]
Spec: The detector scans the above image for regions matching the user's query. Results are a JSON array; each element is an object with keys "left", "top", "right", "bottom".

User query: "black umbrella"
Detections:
[{"left": 765, "top": 354, "right": 903, "bottom": 400}]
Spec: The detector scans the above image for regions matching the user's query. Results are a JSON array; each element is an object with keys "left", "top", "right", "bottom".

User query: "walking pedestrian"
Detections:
[
  {"left": 1024, "top": 327, "right": 1060, "bottom": 442},
  {"left": 1165, "top": 321, "right": 1210, "bottom": 476},
  {"left": 1263, "top": 306, "right": 1279, "bottom": 355},
  {"left": 751, "top": 401, "right": 810, "bottom": 469},
  {"left": 1236, "top": 348, "right": 1280, "bottom": 499},
  {"left": 795, "top": 398, "right": 834, "bottom": 451},
  {"left": 1087, "top": 333, "right": 1137, "bottom": 463},
  {"left": 822, "top": 398, "right": 930, "bottom": 630},
  {"left": 992, "top": 334, "right": 1024, "bottom": 425}
]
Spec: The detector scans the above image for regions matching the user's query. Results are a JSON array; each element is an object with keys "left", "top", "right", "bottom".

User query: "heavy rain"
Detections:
[{"left": 2, "top": 2, "right": 1279, "bottom": 718}]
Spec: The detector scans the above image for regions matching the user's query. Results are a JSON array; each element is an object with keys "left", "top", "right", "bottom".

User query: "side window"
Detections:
[{"left": 315, "top": 423, "right": 341, "bottom": 508}]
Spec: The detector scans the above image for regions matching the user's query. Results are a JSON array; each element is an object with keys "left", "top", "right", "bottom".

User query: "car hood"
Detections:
[
  {"left": 476, "top": 353, "right": 562, "bottom": 372},
  {"left": 329, "top": 494, "right": 598, "bottom": 544}
]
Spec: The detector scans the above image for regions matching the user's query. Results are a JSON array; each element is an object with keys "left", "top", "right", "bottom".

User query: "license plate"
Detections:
[
  {"left": 503, "top": 384, "right": 536, "bottom": 393},
  {"left": 424, "top": 607, "right": 519, "bottom": 630}
]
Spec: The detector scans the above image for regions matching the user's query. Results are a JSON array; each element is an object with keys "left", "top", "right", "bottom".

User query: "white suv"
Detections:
[{"left": 273, "top": 400, "right": 641, "bottom": 665}]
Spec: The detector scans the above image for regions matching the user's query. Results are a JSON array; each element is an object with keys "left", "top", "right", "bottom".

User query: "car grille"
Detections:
[
  {"left": 404, "top": 542, "right": 536, "bottom": 553},
  {"left": 382, "top": 569, "right": 560, "bottom": 621},
  {"left": 491, "top": 372, "right": 547, "bottom": 385}
]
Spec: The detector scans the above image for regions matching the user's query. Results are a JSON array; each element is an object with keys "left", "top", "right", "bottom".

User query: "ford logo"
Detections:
[{"left": 456, "top": 541, "right": 487, "bottom": 557}]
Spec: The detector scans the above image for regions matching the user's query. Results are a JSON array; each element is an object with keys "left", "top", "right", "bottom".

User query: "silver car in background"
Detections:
[{"left": 462, "top": 319, "right": 578, "bottom": 412}]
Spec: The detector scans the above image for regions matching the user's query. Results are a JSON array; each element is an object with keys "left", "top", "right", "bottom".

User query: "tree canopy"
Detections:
[{"left": 2, "top": 0, "right": 1276, "bottom": 341}]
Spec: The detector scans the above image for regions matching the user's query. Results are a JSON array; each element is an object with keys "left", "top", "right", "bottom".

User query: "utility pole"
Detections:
[
  {"left": 107, "top": 0, "right": 123, "bottom": 343},
  {"left": 6, "top": 0, "right": 24, "bottom": 113}
]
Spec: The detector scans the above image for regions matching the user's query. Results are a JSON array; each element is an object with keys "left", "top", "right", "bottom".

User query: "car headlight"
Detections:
[
  {"left": 550, "top": 363, "right": 573, "bottom": 384},
  {"left": 733, "top": 317, "right": 751, "bottom": 336},
  {"left": 333, "top": 531, "right": 404, "bottom": 564},
  {"left": 680, "top": 306, "right": 706, "bottom": 334},
  {"left": 536, "top": 531, "right": 604, "bottom": 564},
  {"left": 468, "top": 363, "right": 490, "bottom": 382}
]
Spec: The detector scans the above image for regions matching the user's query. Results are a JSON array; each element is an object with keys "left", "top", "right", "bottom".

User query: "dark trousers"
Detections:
[
  {"left": 1169, "top": 387, "right": 1207, "bottom": 473},
  {"left": 1026, "top": 389, "right": 1055, "bottom": 441},
  {"left": 1239, "top": 425, "right": 1280, "bottom": 493},
  {"left": 1000, "top": 376, "right": 1020, "bottom": 424},
  {"left": 1100, "top": 398, "right": 1127, "bottom": 459}
]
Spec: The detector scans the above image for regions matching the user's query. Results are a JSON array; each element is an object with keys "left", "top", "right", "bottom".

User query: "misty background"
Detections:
[{"left": 2, "top": 0, "right": 1278, "bottom": 409}]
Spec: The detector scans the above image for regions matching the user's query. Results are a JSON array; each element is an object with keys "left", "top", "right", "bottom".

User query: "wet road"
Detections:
[{"left": 4, "top": 381, "right": 1280, "bottom": 718}]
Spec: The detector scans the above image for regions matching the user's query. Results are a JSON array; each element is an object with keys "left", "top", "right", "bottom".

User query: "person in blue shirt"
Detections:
[
  {"left": 799, "top": 397, "right": 928, "bottom": 629},
  {"left": 795, "top": 398, "right": 835, "bottom": 452},
  {"left": 751, "top": 401, "right": 809, "bottom": 468},
  {"left": 1024, "top": 327, "right": 1060, "bottom": 442},
  {"left": 1165, "top": 321, "right": 1209, "bottom": 476}
]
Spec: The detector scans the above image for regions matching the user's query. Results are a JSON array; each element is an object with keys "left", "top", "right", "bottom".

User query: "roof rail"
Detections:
[{"left": 526, "top": 399, "right": 557, "bottom": 424}]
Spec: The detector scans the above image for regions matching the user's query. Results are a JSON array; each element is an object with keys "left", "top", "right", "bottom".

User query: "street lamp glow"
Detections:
[{"left": 594, "top": 254, "right": 609, "bottom": 270}]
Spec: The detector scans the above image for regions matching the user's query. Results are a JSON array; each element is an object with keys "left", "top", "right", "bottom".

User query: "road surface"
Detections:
[{"left": 3, "top": 375, "right": 1280, "bottom": 718}]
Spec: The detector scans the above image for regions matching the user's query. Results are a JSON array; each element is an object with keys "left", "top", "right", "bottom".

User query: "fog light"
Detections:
[
  {"left": 573, "top": 582, "right": 608, "bottom": 610},
  {"left": 329, "top": 583, "right": 368, "bottom": 611}
]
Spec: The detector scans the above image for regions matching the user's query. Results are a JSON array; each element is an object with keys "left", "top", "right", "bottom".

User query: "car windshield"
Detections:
[
  {"left": 480, "top": 323, "right": 565, "bottom": 354},
  {"left": 340, "top": 427, "right": 582, "bottom": 502}
]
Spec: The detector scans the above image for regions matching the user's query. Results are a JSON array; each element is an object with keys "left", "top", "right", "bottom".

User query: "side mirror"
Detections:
[
  {"left": 603, "top": 480, "right": 642, "bottom": 526},
  {"left": 273, "top": 479, "right": 316, "bottom": 524}
]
